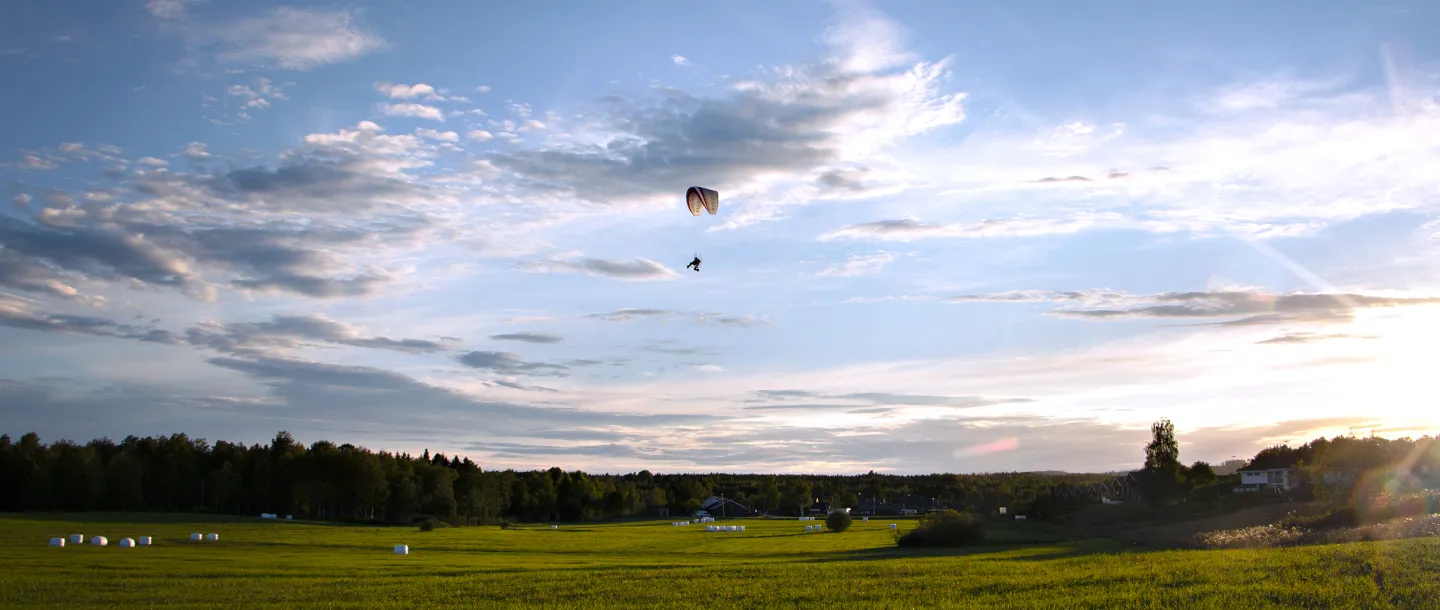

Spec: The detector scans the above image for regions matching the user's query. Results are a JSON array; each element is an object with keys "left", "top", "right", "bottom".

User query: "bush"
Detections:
[
  {"left": 825, "top": 510, "right": 853, "bottom": 532},
  {"left": 499, "top": 520, "right": 513, "bottom": 530},
  {"left": 896, "top": 510, "right": 985, "bottom": 548},
  {"left": 417, "top": 516, "right": 445, "bottom": 532}
]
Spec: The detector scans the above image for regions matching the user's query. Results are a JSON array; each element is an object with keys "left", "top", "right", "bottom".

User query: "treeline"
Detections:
[{"left": 0, "top": 431, "right": 1111, "bottom": 525}]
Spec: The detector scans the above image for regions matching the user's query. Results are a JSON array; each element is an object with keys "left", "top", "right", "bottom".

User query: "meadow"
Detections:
[{"left": 1, "top": 513, "right": 1436, "bottom": 609}]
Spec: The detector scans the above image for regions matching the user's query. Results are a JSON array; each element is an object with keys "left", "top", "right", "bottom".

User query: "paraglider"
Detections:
[{"left": 684, "top": 187, "right": 719, "bottom": 272}]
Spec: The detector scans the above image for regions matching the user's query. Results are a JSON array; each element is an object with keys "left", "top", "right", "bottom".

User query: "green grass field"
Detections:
[{"left": 2, "top": 513, "right": 1436, "bottom": 609}]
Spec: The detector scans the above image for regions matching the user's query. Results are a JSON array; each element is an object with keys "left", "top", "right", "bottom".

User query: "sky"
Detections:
[{"left": 2, "top": 0, "right": 1439, "bottom": 475}]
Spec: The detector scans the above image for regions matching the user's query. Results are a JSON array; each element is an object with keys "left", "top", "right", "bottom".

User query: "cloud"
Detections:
[
  {"left": 185, "top": 314, "right": 452, "bottom": 357},
  {"left": 414, "top": 128, "right": 459, "bottom": 142},
  {"left": 456, "top": 351, "right": 569, "bottom": 376},
  {"left": 146, "top": 0, "right": 201, "bottom": 19},
  {"left": 490, "top": 332, "right": 563, "bottom": 344},
  {"left": 181, "top": 142, "right": 210, "bottom": 159},
  {"left": 137, "top": 157, "right": 169, "bottom": 167},
  {"left": 466, "top": 130, "right": 494, "bottom": 142},
  {"left": 382, "top": 103, "right": 445, "bottom": 121},
  {"left": 375, "top": 82, "right": 440, "bottom": 100},
  {"left": 742, "top": 388, "right": 1029, "bottom": 410},
  {"left": 695, "top": 364, "right": 724, "bottom": 373},
  {"left": 672, "top": 55, "right": 689, "bottom": 66},
  {"left": 11, "top": 193, "right": 30, "bottom": 209},
  {"left": 479, "top": 8, "right": 966, "bottom": 230},
  {"left": 948, "top": 288, "right": 1440, "bottom": 327},
  {"left": 816, "top": 251, "right": 895, "bottom": 276},
  {"left": 515, "top": 254, "right": 678, "bottom": 281},
  {"left": 817, "top": 216, "right": 1120, "bottom": 242},
  {"left": 1256, "top": 332, "right": 1377, "bottom": 345},
  {"left": 195, "top": 7, "right": 386, "bottom": 71},
  {"left": 585, "top": 308, "right": 768, "bottom": 328},
  {"left": 0, "top": 294, "right": 169, "bottom": 341}
]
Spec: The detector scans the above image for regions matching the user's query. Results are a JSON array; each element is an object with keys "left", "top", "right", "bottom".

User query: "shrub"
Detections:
[
  {"left": 825, "top": 510, "right": 853, "bottom": 533},
  {"left": 417, "top": 516, "right": 444, "bottom": 532},
  {"left": 896, "top": 510, "right": 985, "bottom": 548},
  {"left": 499, "top": 520, "right": 513, "bottom": 530}
]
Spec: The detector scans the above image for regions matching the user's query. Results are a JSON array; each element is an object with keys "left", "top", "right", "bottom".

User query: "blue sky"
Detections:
[{"left": 2, "top": 0, "right": 1439, "bottom": 474}]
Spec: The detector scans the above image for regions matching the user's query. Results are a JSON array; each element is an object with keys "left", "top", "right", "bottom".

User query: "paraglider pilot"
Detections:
[{"left": 686, "top": 256, "right": 702, "bottom": 272}]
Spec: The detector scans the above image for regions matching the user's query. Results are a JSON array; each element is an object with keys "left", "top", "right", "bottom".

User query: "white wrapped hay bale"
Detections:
[
  {"left": 394, "top": 544, "right": 409, "bottom": 555},
  {"left": 49, "top": 537, "right": 65, "bottom": 547},
  {"left": 68, "top": 534, "right": 83, "bottom": 545},
  {"left": 805, "top": 525, "right": 813, "bottom": 532},
  {"left": 550, "top": 525, "right": 557, "bottom": 530},
  {"left": 863, "top": 517, "right": 869, "bottom": 522},
  {"left": 890, "top": 524, "right": 897, "bottom": 530},
  {"left": 138, "top": 536, "right": 152, "bottom": 546},
  {"left": 205, "top": 533, "right": 219, "bottom": 541},
  {"left": 118, "top": 538, "right": 136, "bottom": 548},
  {"left": 190, "top": 533, "right": 203, "bottom": 542},
  {"left": 90, "top": 536, "right": 108, "bottom": 546},
  {"left": 738, "top": 526, "right": 745, "bottom": 532}
]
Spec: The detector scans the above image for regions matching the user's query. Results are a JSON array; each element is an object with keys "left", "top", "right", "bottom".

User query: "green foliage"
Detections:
[
  {"left": 896, "top": 510, "right": 985, "bottom": 547},
  {"left": 1140, "top": 418, "right": 1185, "bottom": 505},
  {"left": 825, "top": 510, "right": 852, "bottom": 532}
]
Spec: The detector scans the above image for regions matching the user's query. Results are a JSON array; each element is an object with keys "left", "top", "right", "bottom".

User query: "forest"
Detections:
[{"left": 1, "top": 428, "right": 1434, "bottom": 525}]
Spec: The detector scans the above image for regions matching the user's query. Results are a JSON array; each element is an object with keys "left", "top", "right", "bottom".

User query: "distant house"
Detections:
[
  {"left": 1235, "top": 466, "right": 1294, "bottom": 492},
  {"left": 700, "top": 496, "right": 751, "bottom": 516}
]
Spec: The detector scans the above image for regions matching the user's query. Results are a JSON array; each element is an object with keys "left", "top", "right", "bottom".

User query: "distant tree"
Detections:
[
  {"left": 1185, "top": 461, "right": 1217, "bottom": 486},
  {"left": 1140, "top": 418, "right": 1185, "bottom": 505}
]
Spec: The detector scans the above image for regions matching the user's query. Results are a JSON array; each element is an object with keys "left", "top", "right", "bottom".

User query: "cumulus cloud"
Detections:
[
  {"left": 466, "top": 130, "right": 494, "bottom": 142},
  {"left": 672, "top": 55, "right": 689, "bottom": 66},
  {"left": 382, "top": 103, "right": 445, "bottom": 121},
  {"left": 514, "top": 254, "right": 678, "bottom": 281},
  {"left": 478, "top": 8, "right": 966, "bottom": 229},
  {"left": 199, "top": 7, "right": 387, "bottom": 71},
  {"left": 375, "top": 82, "right": 440, "bottom": 100}
]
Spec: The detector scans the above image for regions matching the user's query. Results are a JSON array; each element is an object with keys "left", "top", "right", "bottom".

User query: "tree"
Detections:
[
  {"left": 825, "top": 509, "right": 853, "bottom": 532},
  {"left": 1185, "top": 461, "right": 1217, "bottom": 486},
  {"left": 1140, "top": 417, "right": 1185, "bottom": 505}
]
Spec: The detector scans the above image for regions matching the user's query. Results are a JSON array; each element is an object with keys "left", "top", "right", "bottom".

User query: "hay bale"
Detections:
[
  {"left": 550, "top": 525, "right": 558, "bottom": 530},
  {"left": 90, "top": 536, "right": 108, "bottom": 546},
  {"left": 205, "top": 533, "right": 219, "bottom": 541},
  {"left": 805, "top": 525, "right": 813, "bottom": 532},
  {"left": 190, "top": 533, "right": 202, "bottom": 542},
  {"left": 863, "top": 517, "right": 869, "bottom": 521},
  {"left": 138, "top": 536, "right": 152, "bottom": 546},
  {"left": 118, "top": 538, "right": 136, "bottom": 548},
  {"left": 738, "top": 526, "right": 746, "bottom": 532},
  {"left": 890, "top": 523, "right": 897, "bottom": 530},
  {"left": 285, "top": 515, "right": 293, "bottom": 520},
  {"left": 68, "top": 534, "right": 83, "bottom": 544},
  {"left": 394, "top": 544, "right": 409, "bottom": 555},
  {"left": 49, "top": 537, "right": 65, "bottom": 547}
]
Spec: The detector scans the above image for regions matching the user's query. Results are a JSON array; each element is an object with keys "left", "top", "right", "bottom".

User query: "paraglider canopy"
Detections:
[{"left": 686, "top": 186, "right": 719, "bottom": 216}]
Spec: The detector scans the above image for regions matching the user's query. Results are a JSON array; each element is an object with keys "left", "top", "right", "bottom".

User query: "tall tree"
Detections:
[{"left": 1140, "top": 418, "right": 1185, "bottom": 505}]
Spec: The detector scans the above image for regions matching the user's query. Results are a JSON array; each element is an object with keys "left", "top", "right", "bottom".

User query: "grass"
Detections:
[{"left": 1, "top": 513, "right": 1437, "bottom": 608}]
